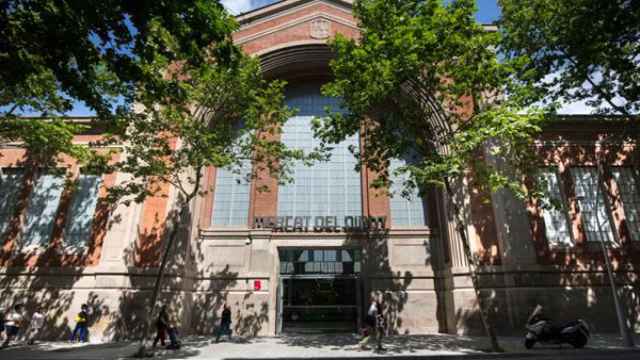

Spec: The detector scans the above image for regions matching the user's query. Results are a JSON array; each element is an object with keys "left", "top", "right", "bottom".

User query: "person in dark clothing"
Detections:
[
  {"left": 153, "top": 305, "right": 170, "bottom": 348},
  {"left": 70, "top": 304, "right": 89, "bottom": 343},
  {"left": 374, "top": 299, "right": 386, "bottom": 352},
  {"left": 215, "top": 303, "right": 232, "bottom": 343},
  {"left": 165, "top": 311, "right": 181, "bottom": 350},
  {"left": 0, "top": 308, "right": 5, "bottom": 339}
]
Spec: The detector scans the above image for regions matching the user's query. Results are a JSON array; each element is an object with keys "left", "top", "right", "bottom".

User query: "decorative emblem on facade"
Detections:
[{"left": 310, "top": 18, "right": 331, "bottom": 39}]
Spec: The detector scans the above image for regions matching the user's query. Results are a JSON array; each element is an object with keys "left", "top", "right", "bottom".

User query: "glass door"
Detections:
[
  {"left": 277, "top": 248, "right": 362, "bottom": 333},
  {"left": 280, "top": 276, "right": 360, "bottom": 333}
]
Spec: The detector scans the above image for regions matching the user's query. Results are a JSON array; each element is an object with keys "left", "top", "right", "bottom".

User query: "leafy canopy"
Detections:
[
  {"left": 1, "top": 0, "right": 237, "bottom": 171},
  {"left": 499, "top": 0, "right": 640, "bottom": 115},
  {"left": 111, "top": 53, "right": 314, "bottom": 205},
  {"left": 319, "top": 0, "right": 544, "bottom": 197}
]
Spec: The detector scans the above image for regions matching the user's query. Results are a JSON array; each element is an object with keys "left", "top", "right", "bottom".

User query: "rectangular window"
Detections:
[
  {"left": 211, "top": 161, "right": 251, "bottom": 226},
  {"left": 538, "top": 168, "right": 572, "bottom": 246},
  {"left": 63, "top": 174, "right": 103, "bottom": 248},
  {"left": 278, "top": 116, "right": 362, "bottom": 226},
  {"left": 0, "top": 168, "right": 24, "bottom": 238},
  {"left": 611, "top": 167, "right": 640, "bottom": 241},
  {"left": 22, "top": 173, "right": 65, "bottom": 247},
  {"left": 571, "top": 167, "right": 615, "bottom": 243},
  {"left": 389, "top": 158, "right": 427, "bottom": 227}
]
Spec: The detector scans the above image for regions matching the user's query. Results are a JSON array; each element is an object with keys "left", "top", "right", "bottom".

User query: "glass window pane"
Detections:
[
  {"left": 23, "top": 174, "right": 65, "bottom": 247},
  {"left": 63, "top": 175, "right": 102, "bottom": 248},
  {"left": 538, "top": 169, "right": 572, "bottom": 246},
  {"left": 612, "top": 168, "right": 640, "bottom": 241},
  {"left": 570, "top": 167, "right": 615, "bottom": 243},
  {"left": 0, "top": 169, "right": 24, "bottom": 238},
  {"left": 389, "top": 157, "right": 426, "bottom": 227},
  {"left": 278, "top": 83, "right": 362, "bottom": 223},
  {"left": 212, "top": 160, "right": 251, "bottom": 226}
]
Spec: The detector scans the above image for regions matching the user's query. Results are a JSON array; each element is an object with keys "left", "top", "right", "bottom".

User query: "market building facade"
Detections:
[{"left": 0, "top": 0, "right": 638, "bottom": 340}]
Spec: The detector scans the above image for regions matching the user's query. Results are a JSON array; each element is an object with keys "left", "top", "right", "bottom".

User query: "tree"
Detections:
[
  {"left": 1, "top": 0, "right": 238, "bottom": 172},
  {"left": 112, "top": 36, "right": 319, "bottom": 357},
  {"left": 498, "top": 0, "right": 640, "bottom": 116},
  {"left": 499, "top": 0, "right": 639, "bottom": 347},
  {"left": 317, "top": 0, "right": 545, "bottom": 351},
  {"left": 2, "top": 1, "right": 317, "bottom": 352}
]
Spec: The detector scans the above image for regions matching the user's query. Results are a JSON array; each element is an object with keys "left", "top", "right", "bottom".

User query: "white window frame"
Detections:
[
  {"left": 611, "top": 167, "right": 640, "bottom": 242},
  {"left": 570, "top": 167, "right": 617, "bottom": 245},
  {"left": 537, "top": 167, "right": 574, "bottom": 247}
]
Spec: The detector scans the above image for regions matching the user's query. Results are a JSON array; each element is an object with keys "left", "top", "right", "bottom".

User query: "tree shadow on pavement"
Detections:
[{"left": 274, "top": 333, "right": 488, "bottom": 355}]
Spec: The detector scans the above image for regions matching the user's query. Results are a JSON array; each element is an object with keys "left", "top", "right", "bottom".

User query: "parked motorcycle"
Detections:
[{"left": 524, "top": 305, "right": 590, "bottom": 349}]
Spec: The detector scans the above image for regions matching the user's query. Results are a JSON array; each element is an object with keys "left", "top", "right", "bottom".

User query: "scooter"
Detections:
[{"left": 524, "top": 305, "right": 590, "bottom": 349}]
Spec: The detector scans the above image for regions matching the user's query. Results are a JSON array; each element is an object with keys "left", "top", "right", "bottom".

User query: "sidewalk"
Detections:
[{"left": 0, "top": 333, "right": 638, "bottom": 360}]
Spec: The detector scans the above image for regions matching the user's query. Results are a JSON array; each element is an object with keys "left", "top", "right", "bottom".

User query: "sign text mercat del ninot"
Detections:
[{"left": 253, "top": 216, "right": 386, "bottom": 232}]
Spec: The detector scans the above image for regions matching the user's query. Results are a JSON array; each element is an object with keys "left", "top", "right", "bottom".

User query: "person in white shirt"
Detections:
[
  {"left": 2, "top": 304, "right": 24, "bottom": 348},
  {"left": 358, "top": 294, "right": 379, "bottom": 350},
  {"left": 26, "top": 308, "right": 46, "bottom": 345}
]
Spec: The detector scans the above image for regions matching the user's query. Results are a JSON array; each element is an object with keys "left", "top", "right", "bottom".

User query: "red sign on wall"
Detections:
[{"left": 254, "top": 280, "right": 261, "bottom": 291}]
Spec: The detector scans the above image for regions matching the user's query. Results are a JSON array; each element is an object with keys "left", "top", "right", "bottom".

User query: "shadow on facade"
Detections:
[
  {"left": 453, "top": 129, "right": 640, "bottom": 337},
  {"left": 99, "top": 199, "right": 269, "bottom": 341},
  {"left": 266, "top": 226, "right": 427, "bottom": 349}
]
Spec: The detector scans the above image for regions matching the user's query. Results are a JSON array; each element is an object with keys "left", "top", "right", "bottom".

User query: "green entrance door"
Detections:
[{"left": 277, "top": 248, "right": 362, "bottom": 334}]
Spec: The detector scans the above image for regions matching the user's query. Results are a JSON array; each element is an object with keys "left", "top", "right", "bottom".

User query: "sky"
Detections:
[
  {"left": 222, "top": 0, "right": 501, "bottom": 23},
  {"left": 28, "top": 0, "right": 593, "bottom": 116}
]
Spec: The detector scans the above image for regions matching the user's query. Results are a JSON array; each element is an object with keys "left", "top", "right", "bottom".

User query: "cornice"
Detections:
[
  {"left": 235, "top": 12, "right": 358, "bottom": 46},
  {"left": 236, "top": 0, "right": 353, "bottom": 26}
]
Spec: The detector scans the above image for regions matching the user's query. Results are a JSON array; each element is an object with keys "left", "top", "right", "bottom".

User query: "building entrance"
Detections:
[{"left": 277, "top": 248, "right": 362, "bottom": 333}]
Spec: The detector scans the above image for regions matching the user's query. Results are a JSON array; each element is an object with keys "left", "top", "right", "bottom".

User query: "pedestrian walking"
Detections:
[
  {"left": 153, "top": 305, "right": 170, "bottom": 348},
  {"left": 70, "top": 304, "right": 89, "bottom": 343},
  {"left": 215, "top": 303, "right": 232, "bottom": 343},
  {"left": 165, "top": 311, "right": 181, "bottom": 350},
  {"left": 2, "top": 304, "right": 25, "bottom": 348},
  {"left": 0, "top": 308, "right": 5, "bottom": 341},
  {"left": 26, "top": 307, "right": 46, "bottom": 345},
  {"left": 358, "top": 294, "right": 378, "bottom": 350},
  {"left": 374, "top": 297, "right": 386, "bottom": 352}
]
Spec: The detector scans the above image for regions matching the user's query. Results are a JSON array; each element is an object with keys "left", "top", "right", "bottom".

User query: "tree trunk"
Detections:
[
  {"left": 444, "top": 177, "right": 502, "bottom": 352},
  {"left": 135, "top": 199, "right": 190, "bottom": 357}
]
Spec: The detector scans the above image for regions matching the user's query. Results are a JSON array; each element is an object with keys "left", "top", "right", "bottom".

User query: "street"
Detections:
[{"left": 0, "top": 334, "right": 638, "bottom": 360}]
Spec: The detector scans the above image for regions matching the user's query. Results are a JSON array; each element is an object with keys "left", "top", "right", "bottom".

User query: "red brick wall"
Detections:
[
  {"left": 528, "top": 121, "right": 640, "bottom": 269},
  {"left": 0, "top": 147, "right": 119, "bottom": 268}
]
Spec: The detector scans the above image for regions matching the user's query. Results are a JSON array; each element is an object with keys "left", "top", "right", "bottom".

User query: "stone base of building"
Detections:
[{"left": 1, "top": 229, "right": 637, "bottom": 341}]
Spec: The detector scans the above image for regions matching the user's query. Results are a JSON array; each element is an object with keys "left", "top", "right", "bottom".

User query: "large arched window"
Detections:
[{"left": 278, "top": 83, "right": 362, "bottom": 225}]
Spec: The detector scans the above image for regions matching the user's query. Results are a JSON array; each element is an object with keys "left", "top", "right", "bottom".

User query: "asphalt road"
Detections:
[{"left": 2, "top": 347, "right": 640, "bottom": 360}]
